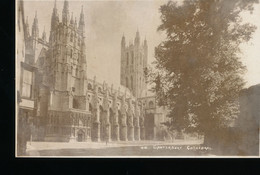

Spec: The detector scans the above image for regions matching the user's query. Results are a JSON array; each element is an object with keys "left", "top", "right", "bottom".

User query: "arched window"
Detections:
[
  {"left": 59, "top": 31, "right": 61, "bottom": 40},
  {"left": 126, "top": 77, "right": 128, "bottom": 88},
  {"left": 88, "top": 83, "right": 92, "bottom": 90},
  {"left": 131, "top": 76, "right": 133, "bottom": 90},
  {"left": 70, "top": 49, "right": 73, "bottom": 58},
  {"left": 78, "top": 38, "right": 80, "bottom": 46},
  {"left": 73, "top": 98, "right": 79, "bottom": 109},
  {"left": 149, "top": 101, "right": 154, "bottom": 108},
  {"left": 75, "top": 68, "right": 78, "bottom": 76},
  {"left": 98, "top": 87, "right": 102, "bottom": 93},
  {"left": 89, "top": 103, "right": 92, "bottom": 112},
  {"left": 140, "top": 53, "right": 142, "bottom": 65},
  {"left": 70, "top": 32, "right": 73, "bottom": 42}
]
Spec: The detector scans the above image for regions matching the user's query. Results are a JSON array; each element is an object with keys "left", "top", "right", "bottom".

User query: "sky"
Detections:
[{"left": 23, "top": 0, "right": 260, "bottom": 88}]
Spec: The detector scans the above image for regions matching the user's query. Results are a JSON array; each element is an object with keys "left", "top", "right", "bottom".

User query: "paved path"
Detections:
[
  {"left": 25, "top": 139, "right": 206, "bottom": 157},
  {"left": 26, "top": 139, "right": 203, "bottom": 151}
]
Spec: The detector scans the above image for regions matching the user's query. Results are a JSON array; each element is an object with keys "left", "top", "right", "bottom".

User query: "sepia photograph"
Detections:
[{"left": 16, "top": 0, "right": 260, "bottom": 157}]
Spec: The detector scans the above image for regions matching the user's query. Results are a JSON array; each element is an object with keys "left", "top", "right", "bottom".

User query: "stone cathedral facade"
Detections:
[{"left": 20, "top": 0, "right": 168, "bottom": 142}]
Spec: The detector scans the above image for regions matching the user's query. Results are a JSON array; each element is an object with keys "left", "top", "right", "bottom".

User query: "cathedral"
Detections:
[{"left": 18, "top": 0, "right": 168, "bottom": 142}]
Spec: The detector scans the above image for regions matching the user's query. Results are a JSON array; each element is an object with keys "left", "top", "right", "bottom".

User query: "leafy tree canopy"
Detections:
[{"left": 150, "top": 0, "right": 258, "bottom": 135}]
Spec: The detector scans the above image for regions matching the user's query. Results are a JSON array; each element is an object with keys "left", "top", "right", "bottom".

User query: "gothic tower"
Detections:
[
  {"left": 120, "top": 30, "right": 148, "bottom": 98},
  {"left": 40, "top": 0, "right": 90, "bottom": 142},
  {"left": 47, "top": 0, "right": 87, "bottom": 95},
  {"left": 24, "top": 11, "right": 40, "bottom": 64}
]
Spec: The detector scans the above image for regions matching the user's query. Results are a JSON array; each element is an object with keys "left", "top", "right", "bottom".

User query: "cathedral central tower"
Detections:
[{"left": 120, "top": 31, "right": 148, "bottom": 98}]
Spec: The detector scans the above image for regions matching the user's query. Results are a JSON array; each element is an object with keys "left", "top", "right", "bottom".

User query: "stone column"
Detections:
[
  {"left": 113, "top": 111, "right": 120, "bottom": 141},
  {"left": 112, "top": 90, "right": 119, "bottom": 141},
  {"left": 103, "top": 87, "right": 111, "bottom": 142},
  {"left": 134, "top": 102, "right": 140, "bottom": 141},
  {"left": 92, "top": 108, "right": 100, "bottom": 142},
  {"left": 140, "top": 116, "right": 145, "bottom": 140},
  {"left": 69, "top": 116, "right": 76, "bottom": 142},
  {"left": 120, "top": 95, "right": 127, "bottom": 141},
  {"left": 127, "top": 98, "right": 134, "bottom": 141},
  {"left": 127, "top": 115, "right": 134, "bottom": 141},
  {"left": 85, "top": 114, "right": 91, "bottom": 141},
  {"left": 104, "top": 110, "right": 111, "bottom": 142},
  {"left": 120, "top": 113, "right": 128, "bottom": 141},
  {"left": 134, "top": 117, "right": 140, "bottom": 141},
  {"left": 92, "top": 84, "right": 100, "bottom": 142}
]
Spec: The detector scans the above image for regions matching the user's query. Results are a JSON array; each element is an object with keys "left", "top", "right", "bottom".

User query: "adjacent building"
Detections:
[{"left": 235, "top": 84, "right": 260, "bottom": 155}]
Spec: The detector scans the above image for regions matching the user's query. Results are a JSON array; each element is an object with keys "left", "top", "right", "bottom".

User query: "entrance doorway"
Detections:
[{"left": 77, "top": 130, "right": 85, "bottom": 142}]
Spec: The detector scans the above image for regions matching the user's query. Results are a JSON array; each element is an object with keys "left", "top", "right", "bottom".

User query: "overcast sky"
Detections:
[{"left": 23, "top": 0, "right": 260, "bottom": 88}]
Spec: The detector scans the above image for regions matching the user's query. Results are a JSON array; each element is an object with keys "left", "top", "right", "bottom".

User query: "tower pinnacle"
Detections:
[
  {"left": 78, "top": 5, "right": 85, "bottom": 34},
  {"left": 25, "top": 16, "right": 30, "bottom": 38},
  {"left": 144, "top": 36, "right": 147, "bottom": 46},
  {"left": 51, "top": 0, "right": 59, "bottom": 31},
  {"left": 62, "top": 0, "right": 70, "bottom": 25},
  {"left": 134, "top": 28, "right": 140, "bottom": 45},
  {"left": 121, "top": 33, "right": 125, "bottom": 47},
  {"left": 70, "top": 12, "right": 74, "bottom": 25},
  {"left": 42, "top": 26, "right": 46, "bottom": 41},
  {"left": 32, "top": 11, "right": 39, "bottom": 38}
]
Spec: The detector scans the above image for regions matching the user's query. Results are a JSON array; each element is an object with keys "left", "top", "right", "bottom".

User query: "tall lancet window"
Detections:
[
  {"left": 140, "top": 53, "right": 142, "bottom": 65},
  {"left": 22, "top": 69, "right": 33, "bottom": 98},
  {"left": 59, "top": 30, "right": 61, "bottom": 40},
  {"left": 131, "top": 76, "right": 133, "bottom": 90},
  {"left": 131, "top": 51, "right": 134, "bottom": 64},
  {"left": 70, "top": 32, "right": 73, "bottom": 42},
  {"left": 76, "top": 68, "right": 78, "bottom": 76},
  {"left": 127, "top": 52, "right": 129, "bottom": 65},
  {"left": 78, "top": 38, "right": 80, "bottom": 46},
  {"left": 126, "top": 77, "right": 128, "bottom": 88}
]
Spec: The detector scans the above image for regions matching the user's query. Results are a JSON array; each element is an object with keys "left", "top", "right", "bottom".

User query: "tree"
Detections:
[{"left": 151, "top": 0, "right": 258, "bottom": 147}]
